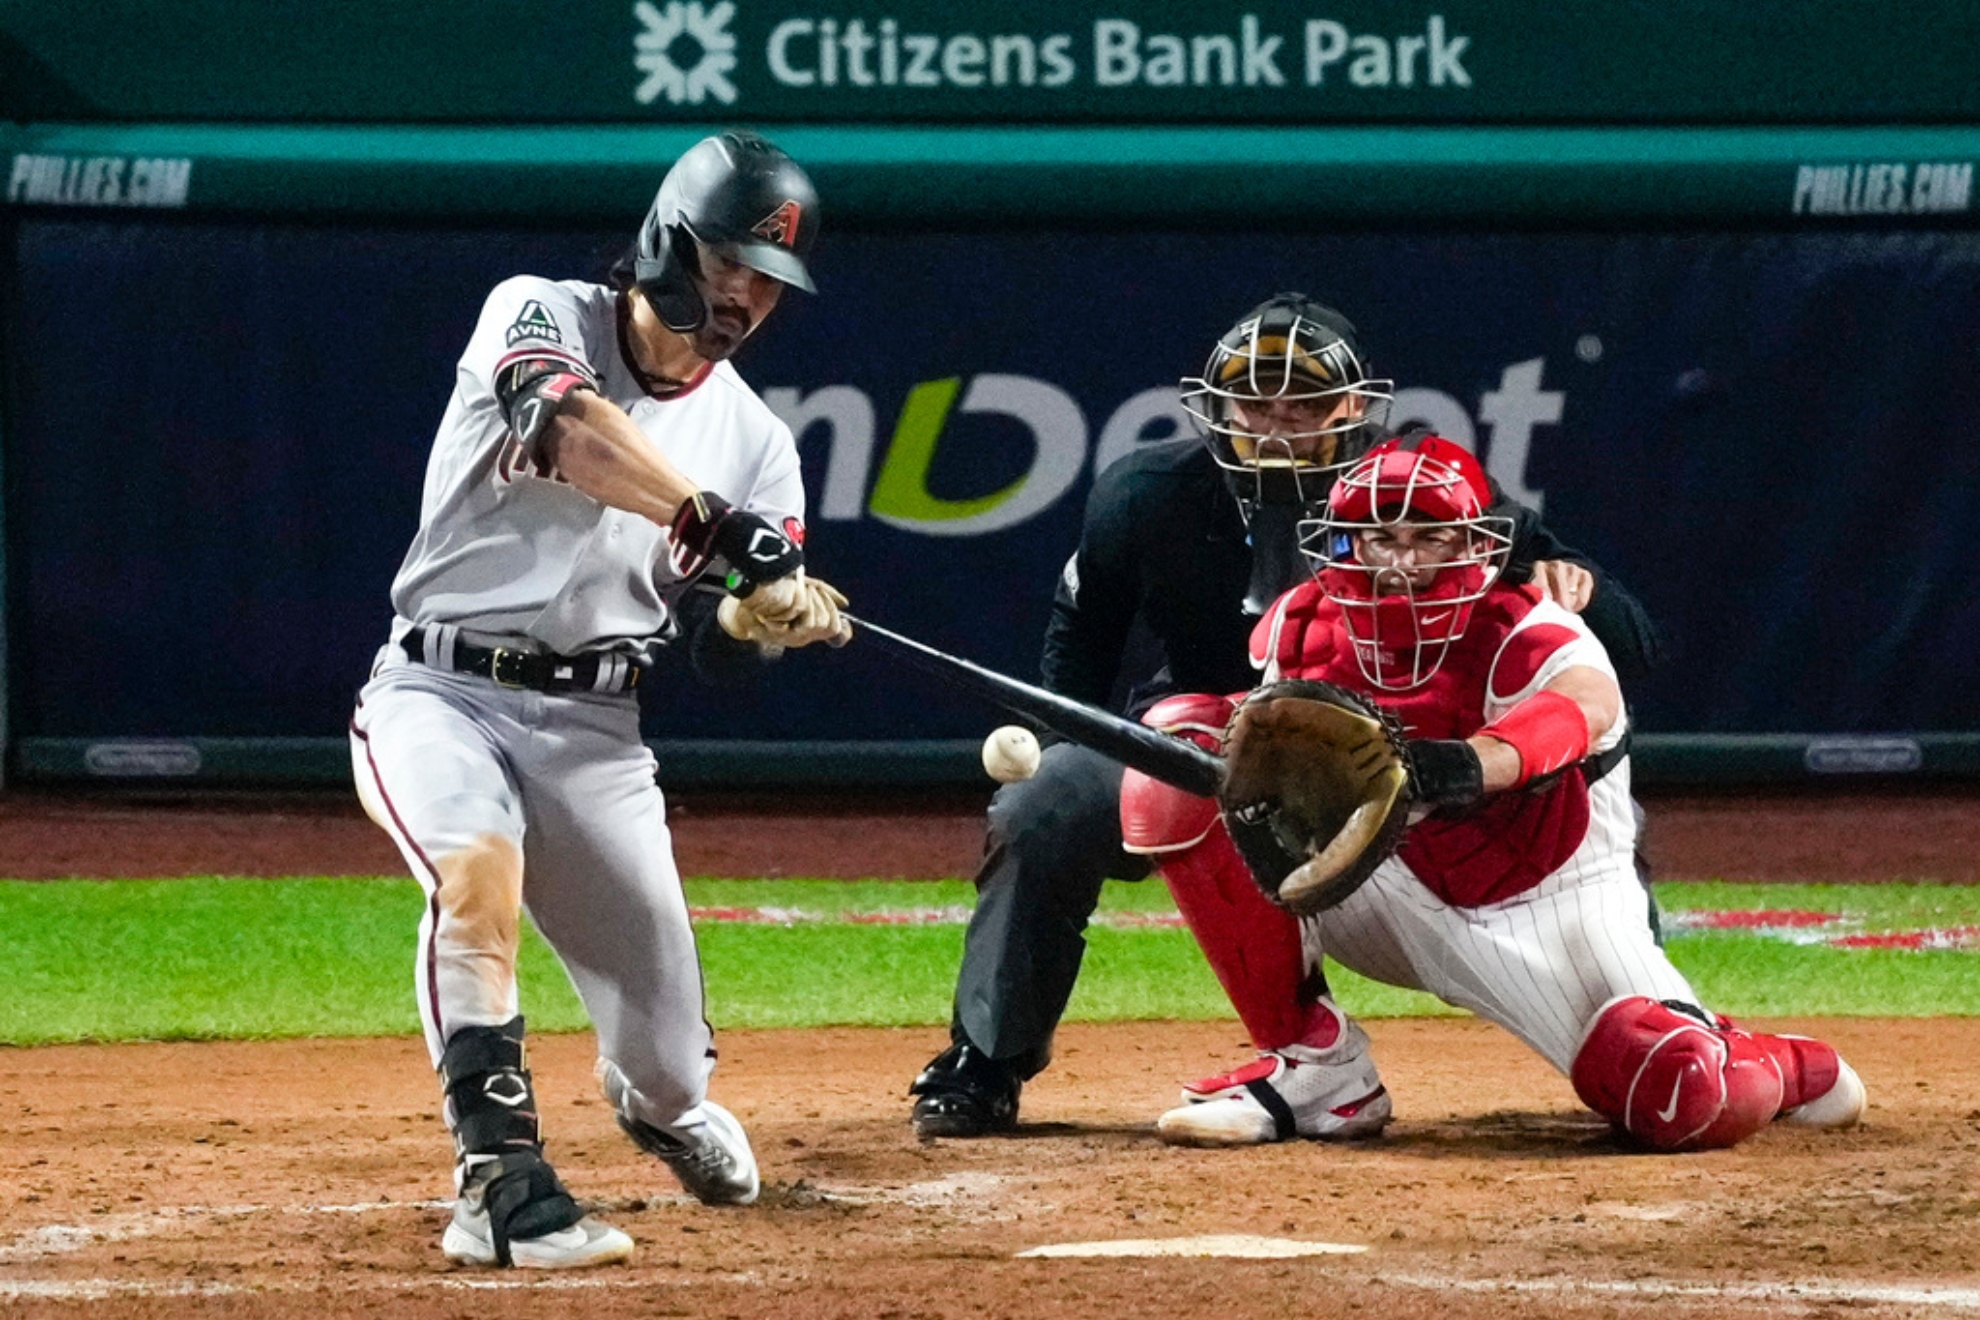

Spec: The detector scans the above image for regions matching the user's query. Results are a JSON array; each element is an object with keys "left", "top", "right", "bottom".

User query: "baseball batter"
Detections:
[
  {"left": 350, "top": 132, "right": 848, "bottom": 1269},
  {"left": 1120, "top": 435, "right": 1866, "bottom": 1152}
]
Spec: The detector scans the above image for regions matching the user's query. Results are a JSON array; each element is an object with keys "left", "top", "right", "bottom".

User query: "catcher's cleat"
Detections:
[
  {"left": 1774, "top": 1041, "right": 1866, "bottom": 1129},
  {"left": 909, "top": 1040, "right": 1021, "bottom": 1139},
  {"left": 441, "top": 1152, "right": 633, "bottom": 1269},
  {"left": 1159, "top": 1029, "right": 1391, "bottom": 1147}
]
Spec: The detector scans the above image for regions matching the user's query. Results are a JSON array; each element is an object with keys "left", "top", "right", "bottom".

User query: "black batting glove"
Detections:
[
  {"left": 668, "top": 490, "right": 804, "bottom": 596},
  {"left": 1406, "top": 738, "right": 1486, "bottom": 812}
]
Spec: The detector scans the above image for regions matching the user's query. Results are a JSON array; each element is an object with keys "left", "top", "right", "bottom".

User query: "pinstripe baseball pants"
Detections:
[{"left": 1303, "top": 842, "right": 1696, "bottom": 1073}]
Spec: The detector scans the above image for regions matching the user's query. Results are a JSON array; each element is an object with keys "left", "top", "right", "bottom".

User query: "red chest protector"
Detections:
[{"left": 1254, "top": 581, "right": 1592, "bottom": 907}]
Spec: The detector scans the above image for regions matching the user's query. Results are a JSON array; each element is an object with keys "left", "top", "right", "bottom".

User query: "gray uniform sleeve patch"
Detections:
[{"left": 505, "top": 300, "right": 564, "bottom": 347}]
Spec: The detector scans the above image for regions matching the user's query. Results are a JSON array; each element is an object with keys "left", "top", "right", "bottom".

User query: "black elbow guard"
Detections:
[{"left": 496, "top": 358, "right": 596, "bottom": 455}]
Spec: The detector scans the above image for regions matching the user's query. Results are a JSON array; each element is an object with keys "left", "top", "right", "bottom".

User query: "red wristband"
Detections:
[{"left": 1477, "top": 690, "right": 1589, "bottom": 787}]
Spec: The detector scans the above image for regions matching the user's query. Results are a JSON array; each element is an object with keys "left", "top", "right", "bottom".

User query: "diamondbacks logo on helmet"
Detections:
[{"left": 752, "top": 200, "right": 803, "bottom": 249}]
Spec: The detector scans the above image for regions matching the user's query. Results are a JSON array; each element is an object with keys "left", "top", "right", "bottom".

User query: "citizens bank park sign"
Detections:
[
  {"left": 610, "top": 2, "right": 1980, "bottom": 122},
  {"left": 7, "top": 1, "right": 1980, "bottom": 125},
  {"left": 635, "top": 3, "right": 1475, "bottom": 106}
]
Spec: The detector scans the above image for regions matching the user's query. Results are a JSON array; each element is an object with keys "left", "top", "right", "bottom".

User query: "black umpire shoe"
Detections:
[{"left": 909, "top": 1040, "right": 1021, "bottom": 1138}]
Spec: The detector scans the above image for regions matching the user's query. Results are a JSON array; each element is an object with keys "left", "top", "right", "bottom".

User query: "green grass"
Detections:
[{"left": 0, "top": 876, "right": 1975, "bottom": 1044}]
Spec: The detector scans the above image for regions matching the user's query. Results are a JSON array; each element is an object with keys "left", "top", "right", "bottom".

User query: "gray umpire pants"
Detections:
[{"left": 949, "top": 742, "right": 1151, "bottom": 1077}]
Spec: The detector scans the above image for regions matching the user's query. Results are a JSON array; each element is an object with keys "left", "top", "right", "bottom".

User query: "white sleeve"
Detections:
[
  {"left": 459, "top": 276, "right": 602, "bottom": 397},
  {"left": 741, "top": 418, "right": 807, "bottom": 530}
]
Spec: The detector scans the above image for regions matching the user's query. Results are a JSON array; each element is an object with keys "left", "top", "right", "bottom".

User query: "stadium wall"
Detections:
[{"left": 4, "top": 4, "right": 1978, "bottom": 790}]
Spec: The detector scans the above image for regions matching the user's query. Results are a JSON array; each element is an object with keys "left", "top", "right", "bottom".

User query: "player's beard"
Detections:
[{"left": 689, "top": 301, "right": 754, "bottom": 362}]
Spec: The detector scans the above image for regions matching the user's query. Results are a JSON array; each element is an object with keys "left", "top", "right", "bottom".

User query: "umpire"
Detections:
[{"left": 908, "top": 293, "right": 1668, "bottom": 1137}]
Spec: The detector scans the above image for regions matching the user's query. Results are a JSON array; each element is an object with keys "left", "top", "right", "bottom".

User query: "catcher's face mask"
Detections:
[
  {"left": 1180, "top": 294, "right": 1394, "bottom": 519},
  {"left": 1302, "top": 437, "right": 1513, "bottom": 691}
]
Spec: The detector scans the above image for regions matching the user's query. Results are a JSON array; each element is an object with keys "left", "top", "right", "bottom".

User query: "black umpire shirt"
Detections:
[{"left": 1040, "top": 438, "right": 1665, "bottom": 715}]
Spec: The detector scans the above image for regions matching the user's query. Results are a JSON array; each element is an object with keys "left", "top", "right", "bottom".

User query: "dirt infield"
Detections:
[
  {"left": 2, "top": 1020, "right": 1976, "bottom": 1318},
  {"left": 1, "top": 788, "right": 1978, "bottom": 1316}
]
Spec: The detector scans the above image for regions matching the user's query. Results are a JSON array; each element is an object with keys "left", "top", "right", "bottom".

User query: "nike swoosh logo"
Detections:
[{"left": 1654, "top": 1073, "right": 1686, "bottom": 1124}]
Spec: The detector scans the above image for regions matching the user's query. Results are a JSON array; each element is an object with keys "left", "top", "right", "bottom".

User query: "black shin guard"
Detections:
[{"left": 439, "top": 1016, "right": 583, "bottom": 1264}]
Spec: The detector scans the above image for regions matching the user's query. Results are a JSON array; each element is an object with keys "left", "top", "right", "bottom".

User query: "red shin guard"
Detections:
[
  {"left": 1571, "top": 996, "right": 1784, "bottom": 1151},
  {"left": 1154, "top": 825, "right": 1313, "bottom": 1050},
  {"left": 1751, "top": 1032, "right": 1843, "bottom": 1111}
]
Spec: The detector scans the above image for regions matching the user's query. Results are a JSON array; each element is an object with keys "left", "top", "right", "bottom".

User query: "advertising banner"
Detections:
[
  {"left": 6, "top": 2, "right": 1980, "bottom": 126},
  {"left": 5, "top": 122, "right": 1978, "bottom": 228},
  {"left": 10, "top": 220, "right": 1980, "bottom": 750}
]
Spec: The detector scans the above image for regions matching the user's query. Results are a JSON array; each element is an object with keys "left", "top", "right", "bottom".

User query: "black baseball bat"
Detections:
[{"left": 843, "top": 613, "right": 1226, "bottom": 798}]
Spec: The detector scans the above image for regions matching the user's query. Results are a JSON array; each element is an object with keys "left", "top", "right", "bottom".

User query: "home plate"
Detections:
[{"left": 1020, "top": 1235, "right": 1369, "bottom": 1259}]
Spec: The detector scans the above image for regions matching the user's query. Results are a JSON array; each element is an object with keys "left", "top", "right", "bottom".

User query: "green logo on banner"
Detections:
[{"left": 867, "top": 375, "right": 1088, "bottom": 536}]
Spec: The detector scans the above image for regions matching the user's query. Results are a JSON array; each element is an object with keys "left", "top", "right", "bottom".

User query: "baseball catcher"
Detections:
[{"left": 1120, "top": 434, "right": 1865, "bottom": 1153}]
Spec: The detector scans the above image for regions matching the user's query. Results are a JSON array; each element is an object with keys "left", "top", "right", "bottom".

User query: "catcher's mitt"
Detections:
[{"left": 1217, "top": 679, "right": 1413, "bottom": 915}]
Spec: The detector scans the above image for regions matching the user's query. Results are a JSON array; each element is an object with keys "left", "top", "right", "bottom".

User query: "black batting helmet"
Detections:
[{"left": 634, "top": 130, "right": 820, "bottom": 332}]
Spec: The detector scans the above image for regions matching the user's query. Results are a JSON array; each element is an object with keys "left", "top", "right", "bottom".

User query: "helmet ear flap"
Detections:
[{"left": 634, "top": 222, "right": 707, "bottom": 333}]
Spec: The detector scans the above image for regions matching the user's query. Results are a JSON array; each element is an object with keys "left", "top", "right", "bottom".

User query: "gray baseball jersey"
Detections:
[
  {"left": 352, "top": 273, "right": 797, "bottom": 1190},
  {"left": 386, "top": 274, "right": 803, "bottom": 657}
]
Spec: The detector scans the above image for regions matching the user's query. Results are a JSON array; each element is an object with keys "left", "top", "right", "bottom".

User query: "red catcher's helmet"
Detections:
[{"left": 1300, "top": 434, "right": 1513, "bottom": 690}]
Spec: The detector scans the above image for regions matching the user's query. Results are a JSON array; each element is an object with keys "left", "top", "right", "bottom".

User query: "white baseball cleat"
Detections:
[
  {"left": 441, "top": 1185, "right": 633, "bottom": 1269},
  {"left": 599, "top": 1061, "right": 760, "bottom": 1205},
  {"left": 1158, "top": 1026, "right": 1392, "bottom": 1147},
  {"left": 1779, "top": 1057, "right": 1866, "bottom": 1129},
  {"left": 634, "top": 1100, "right": 762, "bottom": 1206}
]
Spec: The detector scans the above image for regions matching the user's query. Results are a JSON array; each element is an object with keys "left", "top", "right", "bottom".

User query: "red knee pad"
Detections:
[
  {"left": 1121, "top": 769, "right": 1220, "bottom": 853},
  {"left": 1571, "top": 996, "right": 1784, "bottom": 1152},
  {"left": 1140, "top": 692, "right": 1239, "bottom": 749},
  {"left": 1121, "top": 694, "right": 1236, "bottom": 854}
]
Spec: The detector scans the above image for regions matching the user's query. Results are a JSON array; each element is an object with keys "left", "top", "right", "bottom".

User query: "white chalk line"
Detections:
[
  {"left": 1383, "top": 1272, "right": 1980, "bottom": 1311},
  {"left": 0, "top": 1199, "right": 449, "bottom": 1264},
  {"left": 11, "top": 1201, "right": 1975, "bottom": 1311},
  {"left": 8, "top": 1264, "right": 1979, "bottom": 1308},
  {"left": 0, "top": 1177, "right": 1010, "bottom": 1268},
  {"left": 1022, "top": 1235, "right": 1367, "bottom": 1259},
  {"left": 1015, "top": 1238, "right": 1980, "bottom": 1310},
  {"left": 0, "top": 1273, "right": 742, "bottom": 1301}
]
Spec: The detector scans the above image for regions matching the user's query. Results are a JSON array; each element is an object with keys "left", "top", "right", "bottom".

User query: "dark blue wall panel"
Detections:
[{"left": 10, "top": 220, "right": 1979, "bottom": 741}]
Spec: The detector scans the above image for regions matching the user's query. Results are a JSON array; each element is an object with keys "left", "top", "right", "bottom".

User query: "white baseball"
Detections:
[{"left": 981, "top": 725, "right": 1042, "bottom": 783}]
